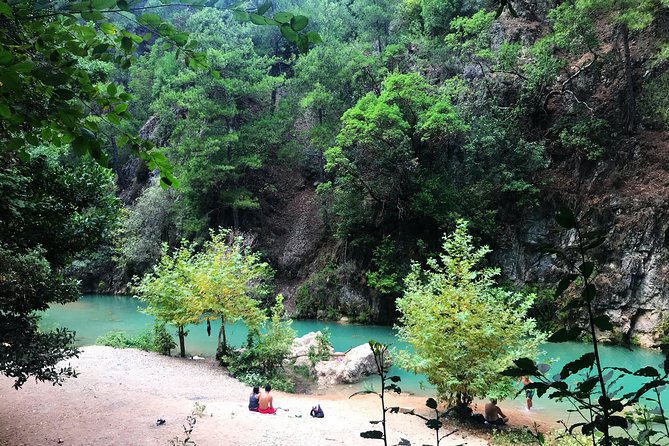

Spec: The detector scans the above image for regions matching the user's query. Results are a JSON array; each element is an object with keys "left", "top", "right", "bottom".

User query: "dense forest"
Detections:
[{"left": 2, "top": 0, "right": 669, "bottom": 386}]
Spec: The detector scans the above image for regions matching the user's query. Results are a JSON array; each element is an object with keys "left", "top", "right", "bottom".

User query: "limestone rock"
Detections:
[{"left": 314, "top": 343, "right": 389, "bottom": 386}]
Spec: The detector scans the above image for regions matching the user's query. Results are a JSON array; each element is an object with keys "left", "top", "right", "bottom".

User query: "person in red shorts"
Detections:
[{"left": 258, "top": 384, "right": 277, "bottom": 414}]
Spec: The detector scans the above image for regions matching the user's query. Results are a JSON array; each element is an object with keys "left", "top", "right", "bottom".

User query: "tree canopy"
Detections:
[{"left": 396, "top": 220, "right": 544, "bottom": 406}]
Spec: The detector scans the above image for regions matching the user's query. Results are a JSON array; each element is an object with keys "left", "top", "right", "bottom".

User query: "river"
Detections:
[{"left": 40, "top": 295, "right": 667, "bottom": 423}]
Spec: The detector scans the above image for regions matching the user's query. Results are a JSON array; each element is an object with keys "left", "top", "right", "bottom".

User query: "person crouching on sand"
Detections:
[{"left": 258, "top": 384, "right": 278, "bottom": 414}]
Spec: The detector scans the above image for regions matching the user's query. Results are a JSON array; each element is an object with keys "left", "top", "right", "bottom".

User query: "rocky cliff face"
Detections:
[{"left": 496, "top": 132, "right": 669, "bottom": 346}]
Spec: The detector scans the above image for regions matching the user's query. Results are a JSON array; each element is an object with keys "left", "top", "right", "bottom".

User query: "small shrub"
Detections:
[
  {"left": 308, "top": 328, "right": 332, "bottom": 365},
  {"left": 96, "top": 331, "right": 132, "bottom": 348},
  {"left": 154, "top": 322, "right": 177, "bottom": 356}
]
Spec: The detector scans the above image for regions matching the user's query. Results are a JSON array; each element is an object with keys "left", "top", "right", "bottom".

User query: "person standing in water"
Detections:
[{"left": 518, "top": 376, "right": 533, "bottom": 410}]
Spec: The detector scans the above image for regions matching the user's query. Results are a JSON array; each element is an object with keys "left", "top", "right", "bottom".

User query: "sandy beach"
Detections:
[{"left": 0, "top": 346, "right": 560, "bottom": 446}]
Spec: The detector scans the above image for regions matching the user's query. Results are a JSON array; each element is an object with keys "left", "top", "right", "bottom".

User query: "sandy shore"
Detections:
[{"left": 0, "top": 347, "right": 559, "bottom": 446}]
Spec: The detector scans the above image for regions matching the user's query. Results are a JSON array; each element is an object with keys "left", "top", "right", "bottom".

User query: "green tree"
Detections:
[
  {"left": 135, "top": 242, "right": 201, "bottom": 357},
  {"left": 324, "top": 72, "right": 466, "bottom": 240},
  {"left": 191, "top": 230, "right": 272, "bottom": 355},
  {"left": 396, "top": 220, "right": 544, "bottom": 407},
  {"left": 0, "top": 147, "right": 119, "bottom": 387}
]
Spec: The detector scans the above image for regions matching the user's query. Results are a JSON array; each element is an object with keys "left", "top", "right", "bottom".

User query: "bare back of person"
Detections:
[
  {"left": 258, "top": 384, "right": 277, "bottom": 414},
  {"left": 258, "top": 391, "right": 273, "bottom": 410},
  {"left": 484, "top": 400, "right": 508, "bottom": 426}
]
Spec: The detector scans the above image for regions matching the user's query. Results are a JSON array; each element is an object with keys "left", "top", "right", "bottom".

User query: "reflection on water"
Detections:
[{"left": 40, "top": 295, "right": 667, "bottom": 422}]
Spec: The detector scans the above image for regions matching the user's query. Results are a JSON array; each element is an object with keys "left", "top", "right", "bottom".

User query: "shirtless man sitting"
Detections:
[
  {"left": 258, "top": 384, "right": 277, "bottom": 414},
  {"left": 484, "top": 399, "right": 509, "bottom": 426}
]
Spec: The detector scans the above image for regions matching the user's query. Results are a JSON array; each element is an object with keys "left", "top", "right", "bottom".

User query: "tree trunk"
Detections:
[
  {"left": 178, "top": 326, "right": 186, "bottom": 358},
  {"left": 218, "top": 315, "right": 227, "bottom": 355},
  {"left": 619, "top": 23, "right": 635, "bottom": 134}
]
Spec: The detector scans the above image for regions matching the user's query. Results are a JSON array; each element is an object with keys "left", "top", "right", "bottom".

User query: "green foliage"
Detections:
[
  {"left": 192, "top": 230, "right": 272, "bottom": 354},
  {"left": 154, "top": 321, "right": 177, "bottom": 355},
  {"left": 117, "top": 184, "right": 180, "bottom": 278},
  {"left": 325, "top": 72, "right": 467, "bottom": 240},
  {"left": 294, "top": 264, "right": 339, "bottom": 318},
  {"left": 640, "top": 73, "right": 669, "bottom": 130},
  {"left": 490, "top": 428, "right": 592, "bottom": 446},
  {"left": 556, "top": 117, "right": 611, "bottom": 161},
  {"left": 503, "top": 208, "right": 669, "bottom": 446},
  {"left": 222, "top": 295, "right": 296, "bottom": 392},
  {"left": 96, "top": 329, "right": 154, "bottom": 351},
  {"left": 396, "top": 220, "right": 544, "bottom": 406},
  {"left": 307, "top": 328, "right": 332, "bottom": 365},
  {"left": 0, "top": 147, "right": 118, "bottom": 388},
  {"left": 366, "top": 238, "right": 404, "bottom": 295},
  {"left": 134, "top": 241, "right": 201, "bottom": 357}
]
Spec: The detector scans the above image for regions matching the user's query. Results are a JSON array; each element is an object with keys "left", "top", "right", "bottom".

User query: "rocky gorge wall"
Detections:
[{"left": 495, "top": 132, "right": 669, "bottom": 347}]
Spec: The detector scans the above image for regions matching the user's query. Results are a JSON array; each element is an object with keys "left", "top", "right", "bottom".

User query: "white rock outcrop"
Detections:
[{"left": 314, "top": 343, "right": 388, "bottom": 386}]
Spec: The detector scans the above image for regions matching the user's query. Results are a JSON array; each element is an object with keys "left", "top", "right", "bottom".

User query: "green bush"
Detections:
[
  {"left": 96, "top": 322, "right": 176, "bottom": 354},
  {"left": 96, "top": 331, "right": 134, "bottom": 348},
  {"left": 294, "top": 264, "right": 339, "bottom": 318},
  {"left": 307, "top": 328, "right": 332, "bottom": 366},
  {"left": 222, "top": 295, "right": 296, "bottom": 392},
  {"left": 154, "top": 322, "right": 177, "bottom": 356},
  {"left": 640, "top": 72, "right": 669, "bottom": 130},
  {"left": 490, "top": 428, "right": 593, "bottom": 446}
]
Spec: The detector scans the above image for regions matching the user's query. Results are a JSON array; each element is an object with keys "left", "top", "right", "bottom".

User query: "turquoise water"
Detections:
[{"left": 40, "top": 295, "right": 667, "bottom": 420}]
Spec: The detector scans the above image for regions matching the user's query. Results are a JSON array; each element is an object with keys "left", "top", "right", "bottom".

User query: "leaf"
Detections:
[
  {"left": 579, "top": 261, "right": 595, "bottom": 279},
  {"left": 91, "top": 0, "right": 116, "bottom": 9},
  {"left": 389, "top": 375, "right": 401, "bottom": 382},
  {"left": 607, "top": 415, "right": 628, "bottom": 429},
  {"left": 349, "top": 390, "right": 376, "bottom": 398},
  {"left": 81, "top": 10, "right": 105, "bottom": 20},
  {"left": 113, "top": 103, "right": 128, "bottom": 114},
  {"left": 18, "top": 149, "right": 30, "bottom": 162},
  {"left": 138, "top": 13, "right": 161, "bottom": 26},
  {"left": 307, "top": 31, "right": 322, "bottom": 44},
  {"left": 0, "top": 50, "right": 12, "bottom": 65},
  {"left": 12, "top": 61, "right": 35, "bottom": 73},
  {"left": 547, "top": 327, "right": 582, "bottom": 343},
  {"left": 360, "top": 430, "right": 384, "bottom": 439},
  {"left": 256, "top": 0, "right": 271, "bottom": 15},
  {"left": 634, "top": 366, "right": 660, "bottom": 377},
  {"left": 559, "top": 352, "right": 595, "bottom": 379},
  {"left": 0, "top": 103, "right": 11, "bottom": 118},
  {"left": 280, "top": 24, "right": 298, "bottom": 43},
  {"left": 0, "top": 1, "right": 14, "bottom": 18},
  {"left": 116, "top": 135, "right": 129, "bottom": 147},
  {"left": 120, "top": 36, "right": 133, "bottom": 52},
  {"left": 555, "top": 274, "right": 577, "bottom": 298},
  {"left": 297, "top": 34, "right": 308, "bottom": 54},
  {"left": 555, "top": 207, "right": 577, "bottom": 229},
  {"left": 290, "top": 15, "right": 308, "bottom": 31},
  {"left": 425, "top": 398, "right": 438, "bottom": 409},
  {"left": 249, "top": 13, "right": 268, "bottom": 25},
  {"left": 426, "top": 419, "right": 442, "bottom": 430},
  {"left": 71, "top": 136, "right": 90, "bottom": 157},
  {"left": 106, "top": 112, "right": 121, "bottom": 126},
  {"left": 273, "top": 11, "right": 293, "bottom": 23},
  {"left": 593, "top": 315, "right": 613, "bottom": 331},
  {"left": 231, "top": 10, "right": 249, "bottom": 22},
  {"left": 537, "top": 363, "right": 551, "bottom": 374}
]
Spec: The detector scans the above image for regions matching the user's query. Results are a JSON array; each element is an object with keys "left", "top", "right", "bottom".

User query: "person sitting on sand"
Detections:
[
  {"left": 258, "top": 384, "right": 277, "bottom": 414},
  {"left": 484, "top": 399, "right": 509, "bottom": 426},
  {"left": 248, "top": 386, "right": 260, "bottom": 412},
  {"left": 518, "top": 376, "right": 534, "bottom": 411}
]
